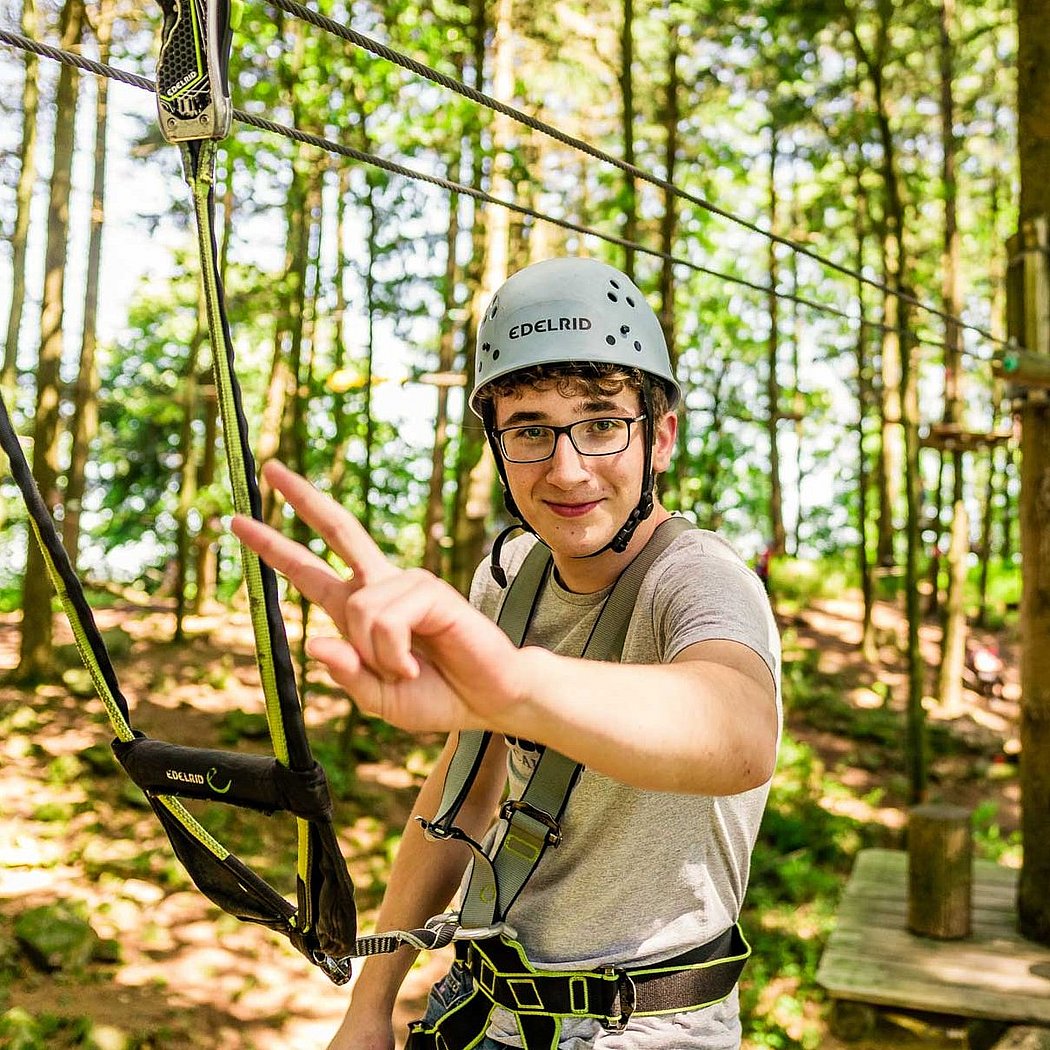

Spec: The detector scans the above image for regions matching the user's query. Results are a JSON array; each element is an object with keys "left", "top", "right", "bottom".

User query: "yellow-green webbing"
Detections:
[
  {"left": 0, "top": 396, "right": 230, "bottom": 862},
  {"left": 26, "top": 513, "right": 135, "bottom": 745},
  {"left": 182, "top": 139, "right": 314, "bottom": 891}
]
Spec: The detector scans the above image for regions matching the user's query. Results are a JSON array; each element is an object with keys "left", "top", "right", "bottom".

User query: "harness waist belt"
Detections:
[{"left": 457, "top": 924, "right": 749, "bottom": 1024}]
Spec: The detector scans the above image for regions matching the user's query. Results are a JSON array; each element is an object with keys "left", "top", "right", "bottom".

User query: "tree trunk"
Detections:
[
  {"left": 849, "top": 4, "right": 925, "bottom": 798},
  {"left": 790, "top": 166, "right": 806, "bottom": 556},
  {"left": 852, "top": 173, "right": 876, "bottom": 661},
  {"left": 766, "top": 127, "right": 786, "bottom": 556},
  {"left": 450, "top": 0, "right": 511, "bottom": 597},
  {"left": 191, "top": 161, "right": 233, "bottom": 613},
  {"left": 901, "top": 302, "right": 927, "bottom": 804},
  {"left": 937, "top": 500, "right": 969, "bottom": 713},
  {"left": 173, "top": 317, "right": 204, "bottom": 641},
  {"left": 850, "top": 24, "right": 904, "bottom": 569},
  {"left": 16, "top": 0, "right": 86, "bottom": 682},
  {"left": 64, "top": 0, "right": 115, "bottom": 565},
  {"left": 619, "top": 0, "right": 637, "bottom": 280},
  {"left": 259, "top": 15, "right": 305, "bottom": 527},
  {"left": 936, "top": 0, "right": 968, "bottom": 709},
  {"left": 1016, "top": 0, "right": 1050, "bottom": 944},
  {"left": 328, "top": 163, "right": 354, "bottom": 502},
  {"left": 360, "top": 180, "right": 378, "bottom": 535},
  {"left": 659, "top": 16, "right": 682, "bottom": 508},
  {"left": 2, "top": 0, "right": 40, "bottom": 397},
  {"left": 926, "top": 453, "right": 945, "bottom": 613},
  {"left": 423, "top": 154, "right": 462, "bottom": 577}
]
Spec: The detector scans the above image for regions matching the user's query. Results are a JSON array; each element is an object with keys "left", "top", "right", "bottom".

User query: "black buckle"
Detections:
[
  {"left": 602, "top": 968, "right": 636, "bottom": 1031},
  {"left": 499, "top": 800, "right": 562, "bottom": 847}
]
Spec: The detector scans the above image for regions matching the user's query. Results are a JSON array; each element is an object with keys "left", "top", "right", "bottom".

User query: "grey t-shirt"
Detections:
[{"left": 465, "top": 525, "right": 782, "bottom": 1048}]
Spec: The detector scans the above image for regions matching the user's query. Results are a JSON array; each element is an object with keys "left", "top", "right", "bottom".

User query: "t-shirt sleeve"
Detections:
[{"left": 653, "top": 535, "right": 779, "bottom": 680}]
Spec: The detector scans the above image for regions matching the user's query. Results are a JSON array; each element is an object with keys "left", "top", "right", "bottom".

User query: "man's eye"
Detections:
[{"left": 519, "top": 428, "right": 548, "bottom": 441}]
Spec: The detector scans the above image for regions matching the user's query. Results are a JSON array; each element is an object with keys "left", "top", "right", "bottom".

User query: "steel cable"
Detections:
[
  {"left": 0, "top": 27, "right": 999, "bottom": 365},
  {"left": 267, "top": 0, "right": 1009, "bottom": 356}
]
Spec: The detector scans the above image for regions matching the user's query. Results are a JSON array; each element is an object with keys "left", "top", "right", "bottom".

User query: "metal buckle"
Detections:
[
  {"left": 415, "top": 815, "right": 458, "bottom": 842},
  {"left": 500, "top": 800, "right": 562, "bottom": 847},
  {"left": 424, "top": 912, "right": 518, "bottom": 943},
  {"left": 603, "top": 968, "right": 636, "bottom": 1032},
  {"left": 311, "top": 949, "right": 352, "bottom": 986}
]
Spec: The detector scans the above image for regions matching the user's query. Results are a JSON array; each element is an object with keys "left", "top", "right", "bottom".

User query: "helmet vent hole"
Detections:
[
  {"left": 488, "top": 296, "right": 499, "bottom": 318},
  {"left": 620, "top": 324, "right": 630, "bottom": 335},
  {"left": 633, "top": 340, "right": 642, "bottom": 352},
  {"left": 626, "top": 296, "right": 636, "bottom": 307},
  {"left": 605, "top": 334, "right": 616, "bottom": 346},
  {"left": 492, "top": 349, "right": 501, "bottom": 360},
  {"left": 610, "top": 279, "right": 621, "bottom": 289},
  {"left": 482, "top": 342, "right": 491, "bottom": 353},
  {"left": 607, "top": 292, "right": 618, "bottom": 302}
]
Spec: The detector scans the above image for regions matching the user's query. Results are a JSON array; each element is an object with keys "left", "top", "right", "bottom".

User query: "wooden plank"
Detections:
[
  {"left": 825, "top": 928, "right": 1050, "bottom": 978},
  {"left": 816, "top": 955, "right": 1050, "bottom": 1023},
  {"left": 817, "top": 850, "right": 1050, "bottom": 1026}
]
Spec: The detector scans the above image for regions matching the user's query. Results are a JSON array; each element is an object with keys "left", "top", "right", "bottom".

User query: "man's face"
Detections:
[{"left": 492, "top": 383, "right": 675, "bottom": 562}]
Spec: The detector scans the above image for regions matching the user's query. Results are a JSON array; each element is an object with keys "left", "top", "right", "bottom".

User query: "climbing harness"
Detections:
[{"left": 406, "top": 516, "right": 751, "bottom": 1048}]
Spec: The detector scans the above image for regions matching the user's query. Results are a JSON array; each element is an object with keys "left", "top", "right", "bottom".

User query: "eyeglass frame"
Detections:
[{"left": 493, "top": 415, "right": 647, "bottom": 464}]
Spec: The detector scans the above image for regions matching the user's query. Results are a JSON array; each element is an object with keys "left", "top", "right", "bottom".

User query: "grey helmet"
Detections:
[
  {"left": 470, "top": 257, "right": 681, "bottom": 583},
  {"left": 469, "top": 257, "right": 680, "bottom": 416}
]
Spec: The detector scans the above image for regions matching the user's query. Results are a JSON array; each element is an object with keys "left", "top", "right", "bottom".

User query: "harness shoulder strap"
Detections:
[
  {"left": 456, "top": 516, "right": 696, "bottom": 930},
  {"left": 423, "top": 540, "right": 552, "bottom": 838}
]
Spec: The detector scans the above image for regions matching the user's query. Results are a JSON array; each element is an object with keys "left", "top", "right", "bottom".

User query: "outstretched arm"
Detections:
[{"left": 232, "top": 461, "right": 777, "bottom": 794}]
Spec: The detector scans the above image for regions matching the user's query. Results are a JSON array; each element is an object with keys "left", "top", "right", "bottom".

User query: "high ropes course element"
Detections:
[
  {"left": 0, "top": 0, "right": 1020, "bottom": 981},
  {"left": 0, "top": 5, "right": 1019, "bottom": 366}
]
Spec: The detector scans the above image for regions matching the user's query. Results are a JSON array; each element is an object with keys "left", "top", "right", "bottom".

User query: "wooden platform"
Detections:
[{"left": 817, "top": 849, "right": 1050, "bottom": 1024}]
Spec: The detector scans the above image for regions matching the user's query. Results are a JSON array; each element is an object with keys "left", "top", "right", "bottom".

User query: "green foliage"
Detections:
[{"left": 972, "top": 800, "right": 1023, "bottom": 866}]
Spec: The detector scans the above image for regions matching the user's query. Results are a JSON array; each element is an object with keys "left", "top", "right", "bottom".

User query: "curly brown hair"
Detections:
[{"left": 473, "top": 362, "right": 671, "bottom": 421}]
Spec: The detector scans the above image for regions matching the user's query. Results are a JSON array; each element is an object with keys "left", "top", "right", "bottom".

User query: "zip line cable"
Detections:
[
  {"left": 0, "top": 27, "right": 998, "bottom": 367},
  {"left": 267, "top": 0, "right": 1010, "bottom": 358}
]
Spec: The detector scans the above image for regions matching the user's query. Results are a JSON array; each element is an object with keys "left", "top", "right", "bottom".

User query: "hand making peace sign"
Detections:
[{"left": 231, "top": 460, "right": 526, "bottom": 734}]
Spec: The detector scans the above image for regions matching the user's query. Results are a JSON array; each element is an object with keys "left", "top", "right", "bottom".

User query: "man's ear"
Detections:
[{"left": 651, "top": 410, "right": 677, "bottom": 474}]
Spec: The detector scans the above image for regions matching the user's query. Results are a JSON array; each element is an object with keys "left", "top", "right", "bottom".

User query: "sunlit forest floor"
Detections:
[{"left": 0, "top": 580, "right": 1022, "bottom": 1049}]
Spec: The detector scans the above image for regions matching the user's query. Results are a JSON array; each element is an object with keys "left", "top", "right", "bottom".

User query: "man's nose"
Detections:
[{"left": 545, "top": 432, "right": 589, "bottom": 485}]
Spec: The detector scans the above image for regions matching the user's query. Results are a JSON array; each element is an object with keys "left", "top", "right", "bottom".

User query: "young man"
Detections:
[{"left": 232, "top": 257, "right": 780, "bottom": 1050}]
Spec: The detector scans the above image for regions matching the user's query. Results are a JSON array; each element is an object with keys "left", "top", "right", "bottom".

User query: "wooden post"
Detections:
[{"left": 907, "top": 803, "right": 973, "bottom": 939}]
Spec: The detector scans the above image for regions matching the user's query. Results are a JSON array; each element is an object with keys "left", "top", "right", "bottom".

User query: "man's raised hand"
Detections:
[{"left": 230, "top": 461, "right": 526, "bottom": 733}]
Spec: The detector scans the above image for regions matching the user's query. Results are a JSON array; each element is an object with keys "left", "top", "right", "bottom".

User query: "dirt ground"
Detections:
[{"left": 0, "top": 589, "right": 1025, "bottom": 1049}]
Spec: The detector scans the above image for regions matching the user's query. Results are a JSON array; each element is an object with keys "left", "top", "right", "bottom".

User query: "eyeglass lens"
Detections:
[{"left": 501, "top": 418, "right": 631, "bottom": 462}]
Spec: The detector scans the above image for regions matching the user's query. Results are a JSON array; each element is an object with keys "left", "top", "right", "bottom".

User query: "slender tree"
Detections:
[
  {"left": 64, "top": 0, "right": 116, "bottom": 565},
  {"left": 936, "top": 0, "right": 968, "bottom": 711},
  {"left": 765, "top": 127, "right": 786, "bottom": 555},
  {"left": 16, "top": 0, "right": 86, "bottom": 682},
  {"left": 2, "top": 0, "right": 40, "bottom": 397},
  {"left": 619, "top": 0, "right": 637, "bottom": 280},
  {"left": 423, "top": 160, "right": 463, "bottom": 577},
  {"left": 451, "top": 0, "right": 512, "bottom": 597}
]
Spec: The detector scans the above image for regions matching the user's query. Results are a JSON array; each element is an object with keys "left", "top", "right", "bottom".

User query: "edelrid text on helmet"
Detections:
[{"left": 469, "top": 257, "right": 681, "bottom": 417}]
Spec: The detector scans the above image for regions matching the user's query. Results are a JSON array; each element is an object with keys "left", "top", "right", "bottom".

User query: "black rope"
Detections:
[
  {"left": 267, "top": 0, "right": 1012, "bottom": 356},
  {"left": 0, "top": 27, "right": 1000, "bottom": 367}
]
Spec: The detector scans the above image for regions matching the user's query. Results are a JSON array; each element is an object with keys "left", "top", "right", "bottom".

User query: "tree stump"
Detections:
[{"left": 908, "top": 803, "right": 973, "bottom": 939}]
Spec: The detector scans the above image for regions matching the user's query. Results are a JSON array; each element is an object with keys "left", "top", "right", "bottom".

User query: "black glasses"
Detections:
[{"left": 495, "top": 416, "right": 645, "bottom": 464}]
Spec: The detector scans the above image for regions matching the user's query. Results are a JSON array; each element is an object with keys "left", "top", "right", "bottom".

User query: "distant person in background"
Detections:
[{"left": 754, "top": 543, "right": 773, "bottom": 594}]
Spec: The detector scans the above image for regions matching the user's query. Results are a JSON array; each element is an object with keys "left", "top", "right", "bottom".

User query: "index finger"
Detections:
[
  {"left": 261, "top": 459, "right": 395, "bottom": 584},
  {"left": 233, "top": 514, "right": 360, "bottom": 631}
]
